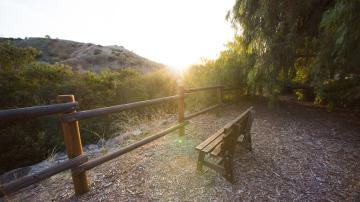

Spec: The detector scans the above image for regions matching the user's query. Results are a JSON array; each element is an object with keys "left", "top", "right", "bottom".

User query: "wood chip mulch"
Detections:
[{"left": 4, "top": 99, "right": 360, "bottom": 201}]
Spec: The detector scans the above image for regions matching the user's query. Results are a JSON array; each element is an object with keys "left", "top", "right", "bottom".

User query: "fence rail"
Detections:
[
  {"left": 74, "top": 121, "right": 189, "bottom": 174},
  {"left": 185, "top": 85, "right": 223, "bottom": 93},
  {"left": 0, "top": 84, "right": 232, "bottom": 196},
  {"left": 0, "top": 102, "right": 78, "bottom": 122},
  {"left": 62, "top": 95, "right": 180, "bottom": 122},
  {"left": 185, "top": 104, "right": 222, "bottom": 120},
  {"left": 1, "top": 155, "right": 88, "bottom": 195}
]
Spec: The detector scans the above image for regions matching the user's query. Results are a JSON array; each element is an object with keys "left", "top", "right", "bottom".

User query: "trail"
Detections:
[{"left": 6, "top": 100, "right": 360, "bottom": 201}]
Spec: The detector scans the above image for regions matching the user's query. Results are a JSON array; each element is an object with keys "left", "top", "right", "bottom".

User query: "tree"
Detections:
[{"left": 224, "top": 0, "right": 360, "bottom": 108}]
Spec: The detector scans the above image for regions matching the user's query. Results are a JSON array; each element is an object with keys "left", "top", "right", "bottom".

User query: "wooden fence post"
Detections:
[
  {"left": 177, "top": 84, "right": 185, "bottom": 136},
  {"left": 57, "top": 95, "right": 89, "bottom": 194}
]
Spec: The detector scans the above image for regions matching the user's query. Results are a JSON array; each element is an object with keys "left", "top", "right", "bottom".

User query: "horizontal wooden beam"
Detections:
[
  {"left": 0, "top": 155, "right": 88, "bottom": 196},
  {"left": 185, "top": 104, "right": 222, "bottom": 120},
  {"left": 62, "top": 95, "right": 180, "bottom": 122},
  {"left": 0, "top": 102, "right": 79, "bottom": 122},
  {"left": 73, "top": 121, "right": 189, "bottom": 173},
  {"left": 185, "top": 85, "right": 223, "bottom": 93},
  {"left": 223, "top": 106, "right": 253, "bottom": 131},
  {"left": 196, "top": 106, "right": 253, "bottom": 151},
  {"left": 222, "top": 87, "right": 241, "bottom": 91}
]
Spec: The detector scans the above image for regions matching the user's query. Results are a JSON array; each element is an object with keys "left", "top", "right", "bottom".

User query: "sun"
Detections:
[{"left": 167, "top": 64, "right": 190, "bottom": 75}]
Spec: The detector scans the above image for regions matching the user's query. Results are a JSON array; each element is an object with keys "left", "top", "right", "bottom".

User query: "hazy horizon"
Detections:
[{"left": 0, "top": 0, "right": 235, "bottom": 70}]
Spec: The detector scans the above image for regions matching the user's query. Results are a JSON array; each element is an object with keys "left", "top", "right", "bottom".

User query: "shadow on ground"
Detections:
[{"left": 5, "top": 99, "right": 360, "bottom": 201}]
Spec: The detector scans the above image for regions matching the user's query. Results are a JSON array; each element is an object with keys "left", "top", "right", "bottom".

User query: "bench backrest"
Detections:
[{"left": 217, "top": 107, "right": 255, "bottom": 156}]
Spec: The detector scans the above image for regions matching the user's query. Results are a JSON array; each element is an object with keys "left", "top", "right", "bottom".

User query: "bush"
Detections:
[{"left": 0, "top": 44, "right": 177, "bottom": 173}]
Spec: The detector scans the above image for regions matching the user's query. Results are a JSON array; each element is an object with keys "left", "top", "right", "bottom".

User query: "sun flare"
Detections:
[
  {"left": 168, "top": 65, "right": 190, "bottom": 74},
  {"left": 0, "top": 0, "right": 234, "bottom": 69}
]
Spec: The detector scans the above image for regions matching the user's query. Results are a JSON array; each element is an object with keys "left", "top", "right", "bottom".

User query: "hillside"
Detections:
[{"left": 0, "top": 37, "right": 164, "bottom": 72}]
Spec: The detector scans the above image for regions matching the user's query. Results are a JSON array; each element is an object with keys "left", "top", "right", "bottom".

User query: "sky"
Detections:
[{"left": 0, "top": 0, "right": 235, "bottom": 70}]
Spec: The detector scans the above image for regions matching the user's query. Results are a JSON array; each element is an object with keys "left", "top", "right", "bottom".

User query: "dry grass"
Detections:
[{"left": 4, "top": 99, "right": 360, "bottom": 201}]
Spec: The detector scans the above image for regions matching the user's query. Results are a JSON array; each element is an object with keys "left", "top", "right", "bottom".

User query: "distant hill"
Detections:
[{"left": 0, "top": 37, "right": 164, "bottom": 72}]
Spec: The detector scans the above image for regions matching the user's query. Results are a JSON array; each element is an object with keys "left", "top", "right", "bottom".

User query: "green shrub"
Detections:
[{"left": 0, "top": 43, "right": 178, "bottom": 173}]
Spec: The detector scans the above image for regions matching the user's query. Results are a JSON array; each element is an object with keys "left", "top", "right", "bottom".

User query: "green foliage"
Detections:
[
  {"left": 0, "top": 42, "right": 38, "bottom": 70},
  {"left": 227, "top": 0, "right": 328, "bottom": 92},
  {"left": 194, "top": 0, "right": 360, "bottom": 109},
  {"left": 183, "top": 60, "right": 226, "bottom": 110},
  {"left": 323, "top": 76, "right": 360, "bottom": 108},
  {"left": 0, "top": 42, "right": 176, "bottom": 173},
  {"left": 295, "top": 90, "right": 305, "bottom": 102},
  {"left": 319, "top": 1, "right": 360, "bottom": 75},
  {"left": 183, "top": 0, "right": 360, "bottom": 110}
]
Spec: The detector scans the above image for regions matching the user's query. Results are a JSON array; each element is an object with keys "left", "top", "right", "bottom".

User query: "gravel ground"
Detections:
[{"left": 3, "top": 99, "right": 360, "bottom": 201}]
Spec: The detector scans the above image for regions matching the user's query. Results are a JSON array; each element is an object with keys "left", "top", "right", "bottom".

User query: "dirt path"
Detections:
[{"left": 5, "top": 100, "right": 360, "bottom": 201}]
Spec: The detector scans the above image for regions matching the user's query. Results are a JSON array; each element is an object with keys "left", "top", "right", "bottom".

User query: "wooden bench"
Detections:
[{"left": 195, "top": 106, "right": 255, "bottom": 182}]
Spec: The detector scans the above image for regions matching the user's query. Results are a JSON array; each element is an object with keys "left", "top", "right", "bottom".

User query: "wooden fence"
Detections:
[{"left": 0, "top": 85, "right": 233, "bottom": 196}]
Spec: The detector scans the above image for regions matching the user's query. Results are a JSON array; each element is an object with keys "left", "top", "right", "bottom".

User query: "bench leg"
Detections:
[
  {"left": 223, "top": 152, "right": 234, "bottom": 183},
  {"left": 197, "top": 151, "right": 205, "bottom": 172},
  {"left": 243, "top": 132, "right": 252, "bottom": 151}
]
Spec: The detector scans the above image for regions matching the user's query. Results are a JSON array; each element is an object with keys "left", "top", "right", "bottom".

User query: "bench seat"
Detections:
[{"left": 195, "top": 106, "right": 255, "bottom": 182}]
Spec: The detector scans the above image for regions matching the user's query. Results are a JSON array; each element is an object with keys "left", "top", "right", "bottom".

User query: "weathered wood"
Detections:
[
  {"left": 195, "top": 107, "right": 252, "bottom": 151},
  {"left": 202, "top": 128, "right": 232, "bottom": 153},
  {"left": 210, "top": 143, "right": 223, "bottom": 157},
  {"left": 222, "top": 126, "right": 240, "bottom": 183},
  {"left": 0, "top": 85, "right": 242, "bottom": 195},
  {"left": 62, "top": 95, "right": 180, "bottom": 122},
  {"left": 223, "top": 107, "right": 253, "bottom": 130},
  {"left": 0, "top": 102, "right": 78, "bottom": 122},
  {"left": 244, "top": 110, "right": 255, "bottom": 151},
  {"left": 197, "top": 151, "right": 205, "bottom": 171},
  {"left": 74, "top": 121, "right": 189, "bottom": 173},
  {"left": 223, "top": 151, "right": 234, "bottom": 182},
  {"left": 178, "top": 85, "right": 185, "bottom": 136},
  {"left": 195, "top": 106, "right": 255, "bottom": 183},
  {"left": 185, "top": 104, "right": 222, "bottom": 120},
  {"left": 1, "top": 155, "right": 88, "bottom": 195},
  {"left": 185, "top": 85, "right": 223, "bottom": 93},
  {"left": 216, "top": 157, "right": 224, "bottom": 165},
  {"left": 57, "top": 95, "right": 89, "bottom": 195},
  {"left": 195, "top": 128, "right": 224, "bottom": 151},
  {"left": 202, "top": 132, "right": 227, "bottom": 153}
]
